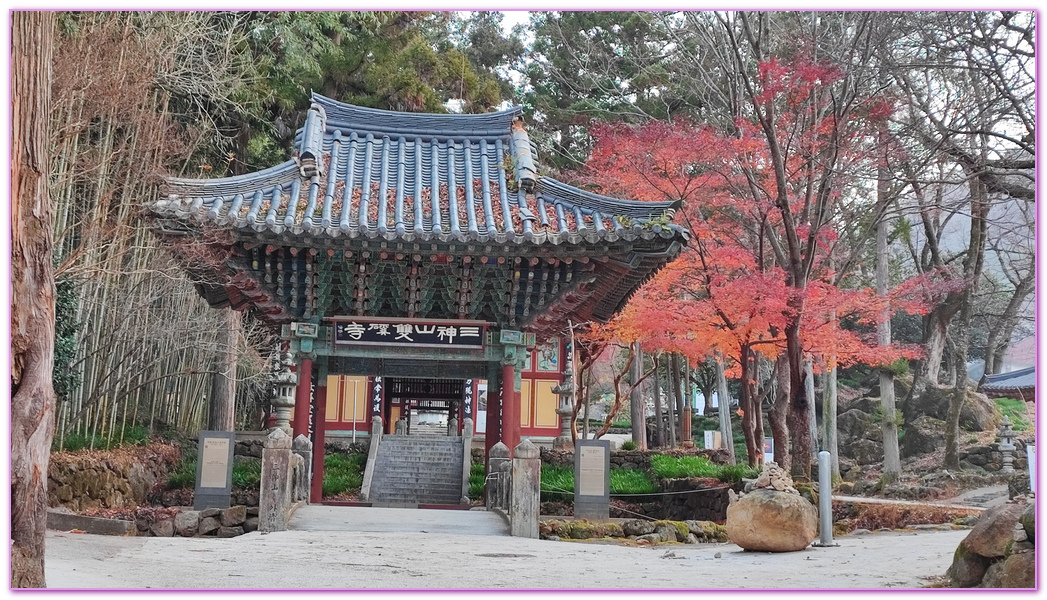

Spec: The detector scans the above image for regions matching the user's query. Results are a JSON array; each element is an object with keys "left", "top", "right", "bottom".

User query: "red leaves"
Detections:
[{"left": 580, "top": 55, "right": 935, "bottom": 375}]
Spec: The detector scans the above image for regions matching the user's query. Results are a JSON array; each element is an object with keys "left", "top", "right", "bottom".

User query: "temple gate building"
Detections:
[{"left": 147, "top": 95, "right": 688, "bottom": 505}]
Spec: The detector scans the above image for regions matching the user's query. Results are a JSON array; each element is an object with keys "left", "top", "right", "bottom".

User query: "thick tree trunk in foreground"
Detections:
[
  {"left": 11, "top": 10, "right": 57, "bottom": 588},
  {"left": 207, "top": 308, "right": 240, "bottom": 431}
]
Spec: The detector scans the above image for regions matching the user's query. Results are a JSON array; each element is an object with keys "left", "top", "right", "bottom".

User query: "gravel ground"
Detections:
[{"left": 44, "top": 506, "right": 967, "bottom": 592}]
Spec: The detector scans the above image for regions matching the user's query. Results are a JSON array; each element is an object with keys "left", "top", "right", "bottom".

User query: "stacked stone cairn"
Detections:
[{"left": 725, "top": 462, "right": 818, "bottom": 552}]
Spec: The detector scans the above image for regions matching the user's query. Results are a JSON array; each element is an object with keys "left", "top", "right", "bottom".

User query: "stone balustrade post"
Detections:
[
  {"left": 461, "top": 418, "right": 474, "bottom": 504},
  {"left": 510, "top": 439, "right": 541, "bottom": 538},
  {"left": 360, "top": 416, "right": 383, "bottom": 502},
  {"left": 487, "top": 442, "right": 510, "bottom": 510},
  {"left": 292, "top": 435, "right": 313, "bottom": 503},
  {"left": 259, "top": 429, "right": 293, "bottom": 532}
]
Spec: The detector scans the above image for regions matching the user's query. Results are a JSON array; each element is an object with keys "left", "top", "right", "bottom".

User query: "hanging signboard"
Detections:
[{"left": 330, "top": 317, "right": 487, "bottom": 349}]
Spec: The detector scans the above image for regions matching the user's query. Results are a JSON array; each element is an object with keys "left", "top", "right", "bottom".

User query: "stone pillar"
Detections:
[
  {"left": 487, "top": 442, "right": 511, "bottom": 510},
  {"left": 360, "top": 416, "right": 383, "bottom": 502},
  {"left": 461, "top": 418, "right": 474, "bottom": 504},
  {"left": 259, "top": 428, "right": 293, "bottom": 532},
  {"left": 309, "top": 380, "right": 327, "bottom": 503},
  {"left": 484, "top": 361, "right": 502, "bottom": 461},
  {"left": 292, "top": 358, "right": 313, "bottom": 439},
  {"left": 510, "top": 439, "right": 540, "bottom": 538},
  {"left": 448, "top": 417, "right": 459, "bottom": 437},
  {"left": 502, "top": 359, "right": 519, "bottom": 456}
]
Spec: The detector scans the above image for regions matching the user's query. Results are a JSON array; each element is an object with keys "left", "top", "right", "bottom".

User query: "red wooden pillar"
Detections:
[
  {"left": 310, "top": 380, "right": 327, "bottom": 503},
  {"left": 501, "top": 361, "right": 520, "bottom": 455},
  {"left": 292, "top": 358, "right": 312, "bottom": 439},
  {"left": 484, "top": 364, "right": 502, "bottom": 462}
]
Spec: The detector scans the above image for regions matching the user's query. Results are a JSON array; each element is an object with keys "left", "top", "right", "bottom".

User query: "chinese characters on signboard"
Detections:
[{"left": 333, "top": 319, "right": 486, "bottom": 349}]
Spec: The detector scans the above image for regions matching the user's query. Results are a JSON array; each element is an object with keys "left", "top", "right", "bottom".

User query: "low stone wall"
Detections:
[
  {"left": 48, "top": 444, "right": 180, "bottom": 512},
  {"left": 615, "top": 479, "right": 742, "bottom": 522},
  {"left": 960, "top": 441, "right": 1029, "bottom": 472},
  {"left": 140, "top": 505, "right": 258, "bottom": 538}
]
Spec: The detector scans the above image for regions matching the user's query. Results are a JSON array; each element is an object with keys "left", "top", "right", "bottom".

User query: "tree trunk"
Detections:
[
  {"left": 207, "top": 307, "right": 240, "bottom": 431},
  {"left": 652, "top": 353, "right": 664, "bottom": 448},
  {"left": 670, "top": 354, "right": 685, "bottom": 447},
  {"left": 739, "top": 346, "right": 763, "bottom": 466},
  {"left": 785, "top": 319, "right": 812, "bottom": 479},
  {"left": 11, "top": 10, "right": 56, "bottom": 588},
  {"left": 877, "top": 197, "right": 901, "bottom": 478},
  {"left": 666, "top": 354, "right": 677, "bottom": 448},
  {"left": 769, "top": 353, "right": 790, "bottom": 470},
  {"left": 981, "top": 273, "right": 1033, "bottom": 381},
  {"left": 714, "top": 352, "right": 736, "bottom": 464},
  {"left": 680, "top": 358, "right": 693, "bottom": 447},
  {"left": 805, "top": 358, "right": 818, "bottom": 458},
  {"left": 629, "top": 342, "right": 646, "bottom": 449},
  {"left": 920, "top": 305, "right": 955, "bottom": 386}
]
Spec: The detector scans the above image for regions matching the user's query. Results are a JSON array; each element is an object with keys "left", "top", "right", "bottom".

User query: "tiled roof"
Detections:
[
  {"left": 982, "top": 366, "right": 1035, "bottom": 391},
  {"left": 153, "top": 94, "right": 687, "bottom": 247}
]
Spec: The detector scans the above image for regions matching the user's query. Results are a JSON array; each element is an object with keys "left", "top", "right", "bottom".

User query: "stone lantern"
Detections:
[
  {"left": 269, "top": 349, "right": 298, "bottom": 434},
  {"left": 997, "top": 415, "right": 1016, "bottom": 474},
  {"left": 550, "top": 370, "right": 575, "bottom": 451}
]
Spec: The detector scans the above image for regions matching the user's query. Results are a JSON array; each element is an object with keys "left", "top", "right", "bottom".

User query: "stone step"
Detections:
[
  {"left": 375, "top": 457, "right": 461, "bottom": 465},
  {"left": 371, "top": 494, "right": 461, "bottom": 504},
  {"left": 371, "top": 478, "right": 461, "bottom": 489}
]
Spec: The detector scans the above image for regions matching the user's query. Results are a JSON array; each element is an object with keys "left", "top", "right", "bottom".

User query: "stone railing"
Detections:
[
  {"left": 460, "top": 418, "right": 474, "bottom": 504},
  {"left": 484, "top": 440, "right": 540, "bottom": 538},
  {"left": 359, "top": 416, "right": 383, "bottom": 502},
  {"left": 258, "top": 429, "right": 310, "bottom": 532}
]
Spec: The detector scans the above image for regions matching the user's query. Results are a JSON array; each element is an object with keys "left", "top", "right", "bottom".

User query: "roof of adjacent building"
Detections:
[
  {"left": 153, "top": 94, "right": 687, "bottom": 248},
  {"left": 982, "top": 366, "right": 1036, "bottom": 391}
]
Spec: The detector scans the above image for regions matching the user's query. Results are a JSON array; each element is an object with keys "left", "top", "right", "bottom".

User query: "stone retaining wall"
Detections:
[
  {"left": 615, "top": 479, "right": 742, "bottom": 522},
  {"left": 48, "top": 444, "right": 180, "bottom": 512}
]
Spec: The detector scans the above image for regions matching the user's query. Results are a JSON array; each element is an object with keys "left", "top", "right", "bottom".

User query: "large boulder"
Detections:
[
  {"left": 726, "top": 489, "right": 818, "bottom": 552},
  {"left": 984, "top": 552, "right": 1035, "bottom": 588},
  {"left": 946, "top": 543, "right": 991, "bottom": 588},
  {"left": 838, "top": 409, "right": 882, "bottom": 444},
  {"left": 961, "top": 503, "right": 1025, "bottom": 558},
  {"left": 1018, "top": 504, "right": 1034, "bottom": 543},
  {"left": 906, "top": 385, "right": 999, "bottom": 432},
  {"left": 901, "top": 416, "right": 946, "bottom": 458}
]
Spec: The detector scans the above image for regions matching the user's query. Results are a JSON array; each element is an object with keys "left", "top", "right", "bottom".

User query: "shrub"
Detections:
[
  {"left": 468, "top": 462, "right": 485, "bottom": 500},
  {"left": 650, "top": 454, "right": 757, "bottom": 483},
  {"left": 540, "top": 464, "right": 575, "bottom": 502},
  {"left": 56, "top": 425, "right": 151, "bottom": 452},
  {"left": 996, "top": 398, "right": 1032, "bottom": 431},
  {"left": 231, "top": 460, "right": 261, "bottom": 489},
  {"left": 166, "top": 449, "right": 197, "bottom": 490},
  {"left": 322, "top": 452, "right": 366, "bottom": 496},
  {"left": 609, "top": 469, "right": 656, "bottom": 494},
  {"left": 620, "top": 440, "right": 638, "bottom": 451}
]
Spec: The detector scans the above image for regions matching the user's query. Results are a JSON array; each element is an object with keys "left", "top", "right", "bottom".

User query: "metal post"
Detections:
[
  {"left": 816, "top": 450, "right": 837, "bottom": 547},
  {"left": 352, "top": 393, "right": 358, "bottom": 444}
]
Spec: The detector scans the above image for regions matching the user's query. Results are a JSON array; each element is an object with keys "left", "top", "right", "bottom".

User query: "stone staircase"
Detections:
[{"left": 368, "top": 435, "right": 464, "bottom": 506}]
